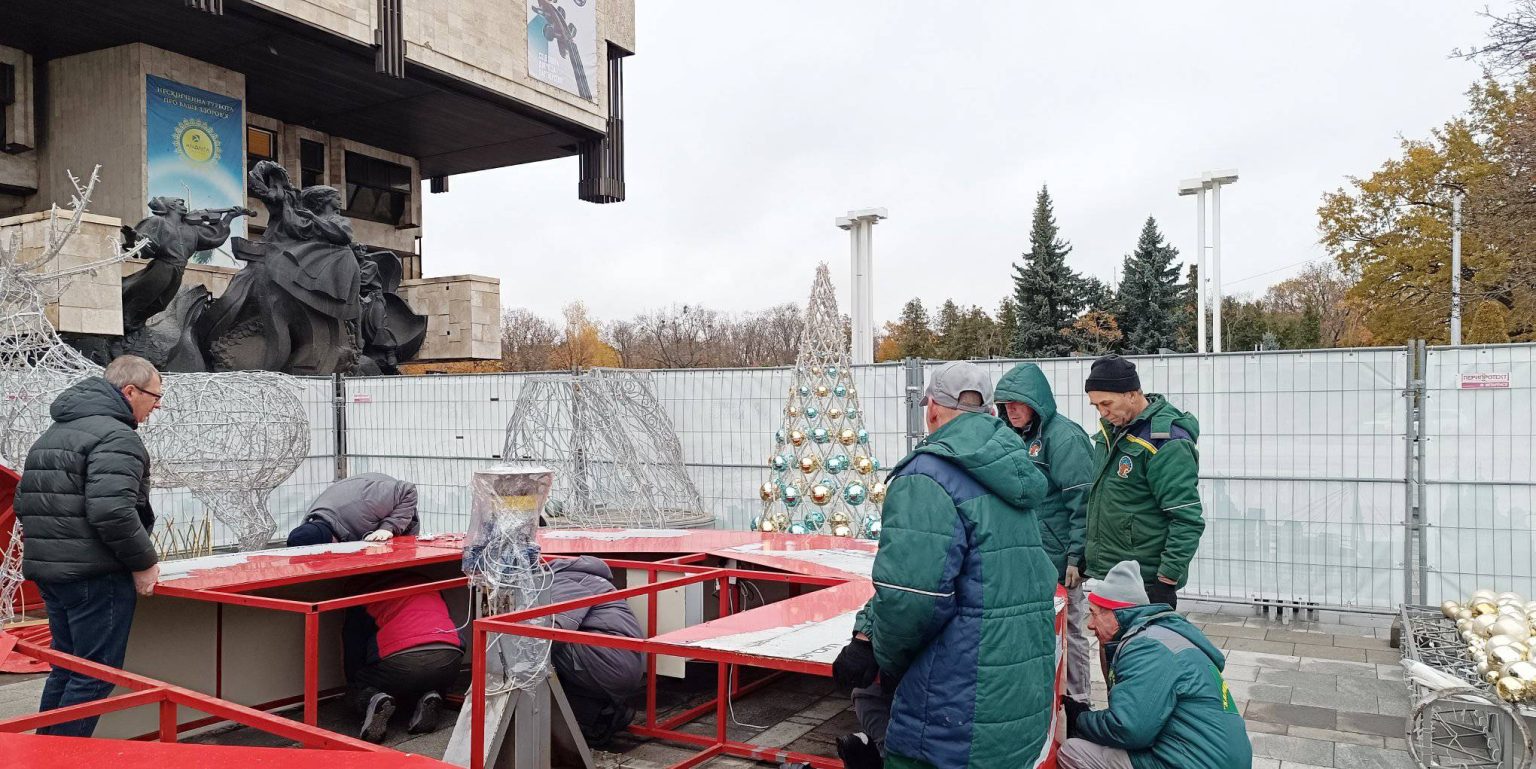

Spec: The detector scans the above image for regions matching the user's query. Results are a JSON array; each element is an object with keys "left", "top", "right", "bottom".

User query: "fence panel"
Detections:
[
  {"left": 1421, "top": 345, "right": 1536, "bottom": 603},
  {"left": 927, "top": 349, "right": 1409, "bottom": 610}
]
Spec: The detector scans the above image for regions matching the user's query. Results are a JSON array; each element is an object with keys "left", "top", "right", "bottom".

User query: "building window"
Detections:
[
  {"left": 343, "top": 151, "right": 410, "bottom": 225},
  {"left": 300, "top": 139, "right": 326, "bottom": 188},
  {"left": 246, "top": 125, "right": 276, "bottom": 172}
]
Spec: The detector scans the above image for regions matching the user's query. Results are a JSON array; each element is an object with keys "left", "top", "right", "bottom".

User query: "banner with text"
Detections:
[{"left": 146, "top": 75, "right": 246, "bottom": 266}]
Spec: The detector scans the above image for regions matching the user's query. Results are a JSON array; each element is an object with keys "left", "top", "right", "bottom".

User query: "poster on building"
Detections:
[
  {"left": 527, "top": 0, "right": 598, "bottom": 101},
  {"left": 146, "top": 75, "right": 246, "bottom": 266}
]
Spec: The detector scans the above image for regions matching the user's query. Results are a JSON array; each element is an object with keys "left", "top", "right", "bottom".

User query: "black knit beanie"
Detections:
[{"left": 1084, "top": 355, "right": 1141, "bottom": 393}]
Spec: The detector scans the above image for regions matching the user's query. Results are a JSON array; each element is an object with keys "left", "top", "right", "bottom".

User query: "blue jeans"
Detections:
[{"left": 36, "top": 571, "right": 138, "bottom": 737}]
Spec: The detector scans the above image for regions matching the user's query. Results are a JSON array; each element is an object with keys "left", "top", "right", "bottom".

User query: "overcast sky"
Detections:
[{"left": 422, "top": 2, "right": 1500, "bottom": 327}]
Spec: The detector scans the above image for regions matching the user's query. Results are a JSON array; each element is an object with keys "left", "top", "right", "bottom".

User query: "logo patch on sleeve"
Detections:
[{"left": 1117, "top": 455, "right": 1133, "bottom": 478}]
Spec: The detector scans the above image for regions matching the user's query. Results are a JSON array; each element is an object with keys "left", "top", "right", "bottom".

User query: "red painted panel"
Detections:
[
  {"left": 157, "top": 538, "right": 462, "bottom": 592},
  {"left": 0, "top": 732, "right": 450, "bottom": 768}
]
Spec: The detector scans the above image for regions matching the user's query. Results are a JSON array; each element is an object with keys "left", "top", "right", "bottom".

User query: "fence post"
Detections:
[
  {"left": 1414, "top": 339, "right": 1429, "bottom": 605},
  {"left": 903, "top": 358, "right": 924, "bottom": 452},
  {"left": 333, "top": 372, "right": 348, "bottom": 481},
  {"left": 1402, "top": 340, "right": 1426, "bottom": 607}
]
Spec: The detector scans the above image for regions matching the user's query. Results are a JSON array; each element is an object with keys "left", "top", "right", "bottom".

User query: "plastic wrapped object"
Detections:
[{"left": 465, "top": 464, "right": 555, "bottom": 693}]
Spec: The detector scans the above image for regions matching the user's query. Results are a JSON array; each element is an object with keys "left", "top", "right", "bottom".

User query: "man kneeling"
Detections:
[
  {"left": 342, "top": 577, "right": 463, "bottom": 742},
  {"left": 1060, "top": 561, "right": 1251, "bottom": 769}
]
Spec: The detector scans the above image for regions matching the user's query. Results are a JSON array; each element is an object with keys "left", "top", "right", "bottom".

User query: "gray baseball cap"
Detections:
[{"left": 920, "top": 361, "right": 993, "bottom": 413}]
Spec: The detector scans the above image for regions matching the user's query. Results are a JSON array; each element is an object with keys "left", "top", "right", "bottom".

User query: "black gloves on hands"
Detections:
[
  {"left": 1061, "top": 695, "right": 1091, "bottom": 738},
  {"left": 832, "top": 637, "right": 880, "bottom": 690}
]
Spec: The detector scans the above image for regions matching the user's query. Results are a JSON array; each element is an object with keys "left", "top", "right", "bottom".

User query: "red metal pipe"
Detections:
[
  {"left": 153, "top": 585, "right": 313, "bottom": 612},
  {"left": 589, "top": 556, "right": 717, "bottom": 574},
  {"left": 303, "top": 612, "right": 320, "bottom": 726},
  {"left": 658, "top": 552, "right": 710, "bottom": 566},
  {"left": 0, "top": 688, "right": 167, "bottom": 733},
  {"left": 645, "top": 567, "right": 658, "bottom": 730},
  {"left": 669, "top": 743, "right": 725, "bottom": 769},
  {"left": 470, "top": 625, "right": 486, "bottom": 769},
  {"left": 628, "top": 727, "right": 839, "bottom": 769},
  {"left": 158, "top": 700, "right": 177, "bottom": 743},
  {"left": 658, "top": 671, "right": 782, "bottom": 731},
  {"left": 715, "top": 576, "right": 729, "bottom": 745}
]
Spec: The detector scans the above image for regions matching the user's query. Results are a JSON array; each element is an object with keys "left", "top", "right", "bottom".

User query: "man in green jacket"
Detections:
[
  {"left": 1083, "top": 356, "right": 1203, "bottom": 609},
  {"left": 832, "top": 361, "right": 1058, "bottom": 769},
  {"left": 995, "top": 362, "right": 1094, "bottom": 705},
  {"left": 1059, "top": 560, "right": 1251, "bottom": 769}
]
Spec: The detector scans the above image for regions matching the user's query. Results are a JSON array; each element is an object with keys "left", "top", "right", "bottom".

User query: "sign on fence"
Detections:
[{"left": 1457, "top": 372, "right": 1511, "bottom": 389}]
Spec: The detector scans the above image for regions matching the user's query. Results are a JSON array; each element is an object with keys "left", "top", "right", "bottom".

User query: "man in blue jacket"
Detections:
[{"left": 1059, "top": 560, "right": 1251, "bottom": 769}]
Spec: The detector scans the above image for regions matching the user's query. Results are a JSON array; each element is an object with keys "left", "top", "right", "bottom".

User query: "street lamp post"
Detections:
[
  {"left": 1178, "top": 179, "right": 1209, "bottom": 353},
  {"left": 1202, "top": 170, "right": 1238, "bottom": 353},
  {"left": 1450, "top": 189, "right": 1463, "bottom": 346}
]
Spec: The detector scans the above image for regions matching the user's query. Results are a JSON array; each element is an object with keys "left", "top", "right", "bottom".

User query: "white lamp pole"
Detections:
[
  {"left": 1202, "top": 170, "right": 1238, "bottom": 353},
  {"left": 1178, "top": 179, "right": 1211, "bottom": 353},
  {"left": 836, "top": 208, "right": 887, "bottom": 365},
  {"left": 1450, "top": 189, "right": 1463, "bottom": 346}
]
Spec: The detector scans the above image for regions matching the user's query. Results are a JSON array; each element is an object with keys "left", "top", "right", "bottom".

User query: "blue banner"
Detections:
[{"left": 146, "top": 75, "right": 245, "bottom": 266}]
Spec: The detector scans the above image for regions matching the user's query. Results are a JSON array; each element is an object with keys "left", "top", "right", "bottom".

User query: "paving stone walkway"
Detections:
[{"left": 0, "top": 598, "right": 1418, "bottom": 768}]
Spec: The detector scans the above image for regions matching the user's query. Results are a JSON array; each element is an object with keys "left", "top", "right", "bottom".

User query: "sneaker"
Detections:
[
  {"left": 407, "top": 691, "right": 443, "bottom": 734},
  {"left": 360, "top": 691, "right": 395, "bottom": 743},
  {"left": 836, "top": 732, "right": 882, "bottom": 769}
]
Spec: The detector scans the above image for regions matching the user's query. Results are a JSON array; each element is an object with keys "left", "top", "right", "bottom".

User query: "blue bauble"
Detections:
[
  {"left": 856, "top": 428, "right": 870, "bottom": 445},
  {"left": 826, "top": 454, "right": 850, "bottom": 473},
  {"left": 805, "top": 406, "right": 819, "bottom": 420},
  {"left": 843, "top": 482, "right": 868, "bottom": 505},
  {"left": 783, "top": 485, "right": 802, "bottom": 508},
  {"left": 871, "top": 456, "right": 881, "bottom": 471},
  {"left": 797, "top": 384, "right": 811, "bottom": 398},
  {"left": 811, "top": 428, "right": 831, "bottom": 444},
  {"left": 834, "top": 384, "right": 848, "bottom": 398},
  {"left": 749, "top": 516, "right": 761, "bottom": 532},
  {"left": 826, "top": 365, "right": 839, "bottom": 378},
  {"left": 789, "top": 523, "right": 808, "bottom": 535},
  {"left": 845, "top": 408, "right": 859, "bottom": 420},
  {"left": 803, "top": 510, "right": 827, "bottom": 531},
  {"left": 770, "top": 454, "right": 789, "bottom": 472},
  {"left": 862, "top": 517, "right": 882, "bottom": 539},
  {"left": 774, "top": 428, "right": 787, "bottom": 445}
]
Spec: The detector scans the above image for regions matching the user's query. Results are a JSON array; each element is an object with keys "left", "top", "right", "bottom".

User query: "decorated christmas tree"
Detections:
[{"left": 754, "top": 263, "right": 884, "bottom": 538}]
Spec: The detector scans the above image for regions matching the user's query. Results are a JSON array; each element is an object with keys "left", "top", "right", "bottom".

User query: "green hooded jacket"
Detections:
[
  {"left": 1086, "top": 395, "right": 1204, "bottom": 587},
  {"left": 1077, "top": 604, "right": 1252, "bottom": 769},
  {"left": 994, "top": 363, "right": 1094, "bottom": 584},
  {"left": 855, "top": 411, "right": 1059, "bottom": 769}
]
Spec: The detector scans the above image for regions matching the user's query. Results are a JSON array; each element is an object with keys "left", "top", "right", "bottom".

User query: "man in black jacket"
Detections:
[{"left": 15, "top": 355, "right": 163, "bottom": 737}]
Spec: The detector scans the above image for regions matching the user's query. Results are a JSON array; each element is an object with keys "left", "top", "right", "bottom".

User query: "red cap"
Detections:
[{"left": 1088, "top": 592, "right": 1138, "bottom": 611}]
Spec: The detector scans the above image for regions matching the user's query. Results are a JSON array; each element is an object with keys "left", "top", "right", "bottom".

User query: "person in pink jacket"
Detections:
[{"left": 341, "top": 576, "right": 463, "bottom": 742}]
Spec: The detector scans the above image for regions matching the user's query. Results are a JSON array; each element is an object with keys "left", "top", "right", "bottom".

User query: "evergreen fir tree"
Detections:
[
  {"left": 935, "top": 300, "right": 962, "bottom": 358},
  {"left": 1011, "top": 186, "right": 1083, "bottom": 357},
  {"left": 892, "top": 298, "right": 935, "bottom": 358},
  {"left": 993, "top": 297, "right": 1019, "bottom": 357},
  {"left": 1115, "top": 216, "right": 1185, "bottom": 354}
]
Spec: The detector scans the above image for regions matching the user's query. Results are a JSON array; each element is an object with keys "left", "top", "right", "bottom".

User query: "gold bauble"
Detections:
[
  {"left": 846, "top": 387, "right": 858, "bottom": 399},
  {"left": 799, "top": 454, "right": 822, "bottom": 474},
  {"left": 827, "top": 407, "right": 844, "bottom": 421},
  {"left": 853, "top": 455, "right": 874, "bottom": 475},
  {"left": 1474, "top": 614, "right": 1501, "bottom": 636},
  {"left": 1479, "top": 659, "right": 1494, "bottom": 677},
  {"left": 869, "top": 482, "right": 887, "bottom": 504},
  {"left": 1493, "top": 616, "right": 1530, "bottom": 640},
  {"left": 1464, "top": 630, "right": 1481, "bottom": 645},
  {"left": 810, "top": 366, "right": 824, "bottom": 377},
  {"left": 787, "top": 404, "right": 802, "bottom": 418},
  {"left": 838, "top": 428, "right": 858, "bottom": 446},
  {"left": 759, "top": 482, "right": 779, "bottom": 502},
  {"left": 759, "top": 516, "right": 778, "bottom": 533},
  {"left": 789, "top": 430, "right": 807, "bottom": 447},
  {"left": 829, "top": 510, "right": 852, "bottom": 525},
  {"left": 1442, "top": 601, "right": 1462, "bottom": 619},
  {"left": 1498, "top": 677, "right": 1526, "bottom": 702},
  {"left": 1473, "top": 600, "right": 1499, "bottom": 616},
  {"left": 1486, "top": 669, "right": 1503, "bottom": 684},
  {"left": 814, "top": 384, "right": 831, "bottom": 398},
  {"left": 1499, "top": 604, "right": 1526, "bottom": 618},
  {"left": 1509, "top": 641, "right": 1531, "bottom": 660},
  {"left": 810, "top": 484, "right": 833, "bottom": 506},
  {"left": 1499, "top": 591, "right": 1525, "bottom": 603},
  {"left": 1458, "top": 608, "right": 1475, "bottom": 621},
  {"left": 1458, "top": 618, "right": 1472, "bottom": 633},
  {"left": 1489, "top": 634, "right": 1520, "bottom": 649},
  {"left": 1472, "top": 589, "right": 1498, "bottom": 603},
  {"left": 832, "top": 523, "right": 853, "bottom": 538},
  {"left": 1473, "top": 651, "right": 1489, "bottom": 666}
]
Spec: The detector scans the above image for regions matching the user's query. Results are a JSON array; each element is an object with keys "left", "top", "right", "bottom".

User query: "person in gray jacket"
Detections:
[
  {"left": 15, "top": 356, "right": 163, "bottom": 737},
  {"left": 548, "top": 556, "right": 644, "bottom": 747},
  {"left": 287, "top": 472, "right": 419, "bottom": 545}
]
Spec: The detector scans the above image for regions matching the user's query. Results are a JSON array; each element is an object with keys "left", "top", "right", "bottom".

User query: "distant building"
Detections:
[{"left": 0, "top": 0, "right": 634, "bottom": 279}]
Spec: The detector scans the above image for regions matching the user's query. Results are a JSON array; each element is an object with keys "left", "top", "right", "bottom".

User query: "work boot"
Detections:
[
  {"left": 360, "top": 691, "right": 395, "bottom": 743},
  {"left": 408, "top": 691, "right": 443, "bottom": 734},
  {"left": 836, "top": 732, "right": 882, "bottom": 769}
]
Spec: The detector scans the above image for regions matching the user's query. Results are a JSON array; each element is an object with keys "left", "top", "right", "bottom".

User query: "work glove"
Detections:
[
  {"left": 363, "top": 529, "right": 394, "bottom": 542},
  {"left": 832, "top": 636, "right": 879, "bottom": 690},
  {"left": 1061, "top": 695, "right": 1091, "bottom": 738}
]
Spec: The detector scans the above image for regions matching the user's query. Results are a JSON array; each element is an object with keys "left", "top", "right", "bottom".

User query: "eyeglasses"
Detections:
[{"left": 134, "top": 385, "right": 162, "bottom": 402}]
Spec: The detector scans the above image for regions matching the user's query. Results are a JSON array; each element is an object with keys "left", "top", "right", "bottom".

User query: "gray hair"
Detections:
[{"left": 104, "top": 355, "right": 159, "bottom": 390}]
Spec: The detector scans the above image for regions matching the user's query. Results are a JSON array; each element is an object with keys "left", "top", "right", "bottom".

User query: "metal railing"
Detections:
[{"left": 160, "top": 341, "right": 1536, "bottom": 613}]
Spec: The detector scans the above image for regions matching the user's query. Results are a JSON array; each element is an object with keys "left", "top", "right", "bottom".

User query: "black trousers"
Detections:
[
  {"left": 347, "top": 647, "right": 463, "bottom": 713},
  {"left": 1145, "top": 581, "right": 1179, "bottom": 610}
]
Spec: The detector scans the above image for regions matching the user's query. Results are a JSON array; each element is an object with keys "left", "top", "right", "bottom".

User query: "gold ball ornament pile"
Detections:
[
  {"left": 759, "top": 482, "right": 778, "bottom": 502},
  {"left": 1450, "top": 589, "right": 1536, "bottom": 702},
  {"left": 827, "top": 407, "right": 844, "bottom": 421},
  {"left": 814, "top": 384, "right": 830, "bottom": 398},
  {"left": 853, "top": 455, "right": 875, "bottom": 475},
  {"left": 869, "top": 481, "right": 887, "bottom": 504},
  {"left": 787, "top": 404, "right": 802, "bottom": 418},
  {"left": 789, "top": 430, "right": 807, "bottom": 447},
  {"left": 838, "top": 428, "right": 858, "bottom": 446},
  {"left": 799, "top": 454, "right": 822, "bottom": 474},
  {"left": 810, "top": 484, "right": 833, "bottom": 506}
]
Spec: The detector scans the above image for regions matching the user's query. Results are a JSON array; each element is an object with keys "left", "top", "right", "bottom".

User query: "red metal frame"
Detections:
[
  {"left": 152, "top": 572, "right": 470, "bottom": 728},
  {"left": 0, "top": 634, "right": 395, "bottom": 752},
  {"left": 471, "top": 559, "right": 860, "bottom": 769}
]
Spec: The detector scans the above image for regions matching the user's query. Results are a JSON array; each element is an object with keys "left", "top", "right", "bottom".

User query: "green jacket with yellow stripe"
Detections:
[
  {"left": 1085, "top": 394, "right": 1204, "bottom": 587},
  {"left": 1078, "top": 604, "right": 1251, "bottom": 769}
]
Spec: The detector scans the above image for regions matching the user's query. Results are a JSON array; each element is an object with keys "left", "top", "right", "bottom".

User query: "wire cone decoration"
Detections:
[
  {"left": 754, "top": 263, "right": 884, "bottom": 538},
  {"left": 503, "top": 368, "right": 711, "bottom": 529}
]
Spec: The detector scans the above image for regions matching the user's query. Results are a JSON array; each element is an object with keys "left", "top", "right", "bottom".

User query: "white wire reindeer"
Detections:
[{"left": 0, "top": 170, "right": 311, "bottom": 621}]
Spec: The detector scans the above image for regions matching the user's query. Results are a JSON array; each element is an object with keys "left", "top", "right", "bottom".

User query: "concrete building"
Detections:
[{"left": 0, "top": 0, "right": 635, "bottom": 361}]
